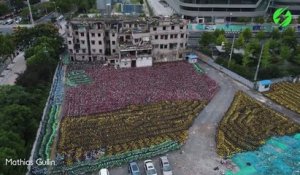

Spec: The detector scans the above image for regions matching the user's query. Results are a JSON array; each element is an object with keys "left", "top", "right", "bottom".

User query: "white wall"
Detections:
[
  {"left": 136, "top": 57, "right": 152, "bottom": 67},
  {"left": 119, "top": 59, "right": 131, "bottom": 68},
  {"left": 258, "top": 84, "right": 270, "bottom": 92}
]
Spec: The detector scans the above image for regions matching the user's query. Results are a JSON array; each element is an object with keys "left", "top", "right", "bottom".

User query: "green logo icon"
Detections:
[{"left": 273, "top": 8, "right": 292, "bottom": 27}]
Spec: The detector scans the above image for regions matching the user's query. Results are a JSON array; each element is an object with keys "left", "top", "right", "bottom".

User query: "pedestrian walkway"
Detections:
[
  {"left": 0, "top": 52, "right": 26, "bottom": 85},
  {"left": 195, "top": 51, "right": 254, "bottom": 88}
]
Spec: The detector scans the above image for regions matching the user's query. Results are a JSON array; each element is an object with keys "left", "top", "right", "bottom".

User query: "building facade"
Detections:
[
  {"left": 165, "top": 0, "right": 300, "bottom": 18},
  {"left": 165, "top": 0, "right": 271, "bottom": 18},
  {"left": 66, "top": 16, "right": 188, "bottom": 67},
  {"left": 271, "top": 0, "right": 300, "bottom": 15}
]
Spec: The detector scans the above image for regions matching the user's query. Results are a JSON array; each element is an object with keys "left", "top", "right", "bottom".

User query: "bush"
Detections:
[{"left": 258, "top": 65, "right": 283, "bottom": 79}]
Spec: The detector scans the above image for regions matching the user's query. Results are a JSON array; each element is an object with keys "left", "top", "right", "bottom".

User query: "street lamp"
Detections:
[
  {"left": 254, "top": 43, "right": 264, "bottom": 82},
  {"left": 228, "top": 34, "right": 235, "bottom": 68},
  {"left": 27, "top": 0, "right": 34, "bottom": 25}
]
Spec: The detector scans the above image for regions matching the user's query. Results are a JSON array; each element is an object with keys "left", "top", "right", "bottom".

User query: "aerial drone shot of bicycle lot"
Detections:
[{"left": 1, "top": 0, "right": 300, "bottom": 175}]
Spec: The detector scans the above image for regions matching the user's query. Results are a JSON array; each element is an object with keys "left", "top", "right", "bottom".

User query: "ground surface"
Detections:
[
  {"left": 108, "top": 56, "right": 300, "bottom": 175},
  {"left": 63, "top": 62, "right": 218, "bottom": 117},
  {"left": 109, "top": 61, "right": 239, "bottom": 175},
  {"left": 265, "top": 82, "right": 300, "bottom": 114},
  {"left": 55, "top": 61, "right": 219, "bottom": 174},
  {"left": 0, "top": 52, "right": 26, "bottom": 85},
  {"left": 217, "top": 91, "right": 300, "bottom": 157}
]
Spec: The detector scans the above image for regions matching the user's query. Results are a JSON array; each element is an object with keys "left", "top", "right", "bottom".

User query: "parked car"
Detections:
[
  {"left": 5, "top": 18, "right": 13, "bottom": 25},
  {"left": 15, "top": 17, "right": 22, "bottom": 24},
  {"left": 144, "top": 160, "right": 157, "bottom": 175},
  {"left": 128, "top": 162, "right": 141, "bottom": 175},
  {"left": 160, "top": 156, "right": 173, "bottom": 175},
  {"left": 57, "top": 15, "right": 64, "bottom": 21},
  {"left": 99, "top": 168, "right": 109, "bottom": 175}
]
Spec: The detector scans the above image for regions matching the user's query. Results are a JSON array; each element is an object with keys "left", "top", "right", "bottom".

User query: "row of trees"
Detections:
[
  {"left": 0, "top": 0, "right": 41, "bottom": 16},
  {"left": 200, "top": 27, "right": 300, "bottom": 80},
  {"left": 0, "top": 35, "right": 15, "bottom": 63},
  {"left": 50, "top": 0, "right": 96, "bottom": 13},
  {"left": 0, "top": 24, "right": 64, "bottom": 174}
]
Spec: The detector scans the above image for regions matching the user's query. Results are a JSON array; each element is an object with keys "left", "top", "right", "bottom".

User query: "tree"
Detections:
[
  {"left": 0, "top": 3, "right": 10, "bottom": 16},
  {"left": 242, "top": 28, "right": 252, "bottom": 42},
  {"left": 281, "top": 27, "right": 297, "bottom": 49},
  {"left": 242, "top": 45, "right": 252, "bottom": 67},
  {"left": 270, "top": 28, "right": 280, "bottom": 40},
  {"left": 140, "top": 0, "right": 144, "bottom": 4},
  {"left": 254, "top": 17, "right": 265, "bottom": 24},
  {"left": 294, "top": 54, "right": 300, "bottom": 65},
  {"left": 247, "top": 38, "right": 260, "bottom": 57},
  {"left": 0, "top": 85, "right": 32, "bottom": 107},
  {"left": 10, "top": 0, "right": 25, "bottom": 9},
  {"left": 298, "top": 16, "right": 300, "bottom": 24},
  {"left": 0, "top": 147, "right": 26, "bottom": 174},
  {"left": 18, "top": 48, "right": 57, "bottom": 87},
  {"left": 292, "top": 46, "right": 300, "bottom": 65},
  {"left": 216, "top": 34, "right": 227, "bottom": 45},
  {"left": 280, "top": 45, "right": 292, "bottom": 61},
  {"left": 14, "top": 23, "right": 60, "bottom": 49},
  {"left": 213, "top": 29, "right": 225, "bottom": 38},
  {"left": 256, "top": 31, "right": 265, "bottom": 41},
  {"left": 0, "top": 34, "right": 15, "bottom": 62},
  {"left": 234, "top": 35, "right": 245, "bottom": 49},
  {"left": 199, "top": 32, "right": 216, "bottom": 48},
  {"left": 261, "top": 41, "right": 271, "bottom": 68},
  {"left": 52, "top": 0, "right": 95, "bottom": 13},
  {"left": 0, "top": 105, "right": 35, "bottom": 142}
]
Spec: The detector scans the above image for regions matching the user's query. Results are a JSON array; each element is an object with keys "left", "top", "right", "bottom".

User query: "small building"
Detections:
[
  {"left": 257, "top": 80, "right": 271, "bottom": 92},
  {"left": 185, "top": 53, "right": 198, "bottom": 63}
]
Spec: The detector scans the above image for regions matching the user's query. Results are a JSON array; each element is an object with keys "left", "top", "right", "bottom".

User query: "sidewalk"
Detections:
[
  {"left": 195, "top": 51, "right": 255, "bottom": 88},
  {"left": 0, "top": 52, "right": 26, "bottom": 85}
]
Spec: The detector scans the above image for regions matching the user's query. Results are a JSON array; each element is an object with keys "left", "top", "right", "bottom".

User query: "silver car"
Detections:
[
  {"left": 144, "top": 160, "right": 157, "bottom": 175},
  {"left": 160, "top": 156, "right": 173, "bottom": 175}
]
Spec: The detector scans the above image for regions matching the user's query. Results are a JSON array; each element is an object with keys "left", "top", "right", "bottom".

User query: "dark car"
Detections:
[{"left": 128, "top": 162, "right": 141, "bottom": 175}]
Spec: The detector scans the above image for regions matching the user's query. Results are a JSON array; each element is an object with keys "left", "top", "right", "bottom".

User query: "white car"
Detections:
[
  {"left": 15, "top": 17, "right": 22, "bottom": 24},
  {"left": 160, "top": 156, "right": 173, "bottom": 175},
  {"left": 99, "top": 168, "right": 109, "bottom": 175},
  {"left": 5, "top": 18, "right": 13, "bottom": 25},
  {"left": 144, "top": 160, "right": 157, "bottom": 175}
]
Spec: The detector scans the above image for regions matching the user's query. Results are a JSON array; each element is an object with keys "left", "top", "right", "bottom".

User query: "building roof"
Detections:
[
  {"left": 186, "top": 53, "right": 198, "bottom": 59},
  {"left": 259, "top": 80, "right": 271, "bottom": 85}
]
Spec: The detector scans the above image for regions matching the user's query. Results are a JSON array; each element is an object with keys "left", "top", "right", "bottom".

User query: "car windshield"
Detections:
[
  {"left": 131, "top": 164, "right": 138, "bottom": 171},
  {"left": 147, "top": 169, "right": 156, "bottom": 175},
  {"left": 163, "top": 164, "right": 172, "bottom": 171}
]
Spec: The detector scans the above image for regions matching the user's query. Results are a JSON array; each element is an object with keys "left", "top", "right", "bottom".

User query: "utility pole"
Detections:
[
  {"left": 228, "top": 34, "right": 235, "bottom": 68},
  {"left": 254, "top": 43, "right": 264, "bottom": 82},
  {"left": 27, "top": 0, "right": 34, "bottom": 26}
]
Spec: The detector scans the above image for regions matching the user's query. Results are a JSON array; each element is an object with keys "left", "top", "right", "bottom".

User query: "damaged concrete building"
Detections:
[{"left": 66, "top": 15, "right": 188, "bottom": 68}]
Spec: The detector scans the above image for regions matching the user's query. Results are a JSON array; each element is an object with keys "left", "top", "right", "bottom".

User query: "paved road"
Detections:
[
  {"left": 0, "top": 52, "right": 26, "bottom": 85},
  {"left": 147, "top": 0, "right": 174, "bottom": 16},
  {"left": 0, "top": 12, "right": 58, "bottom": 34}
]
